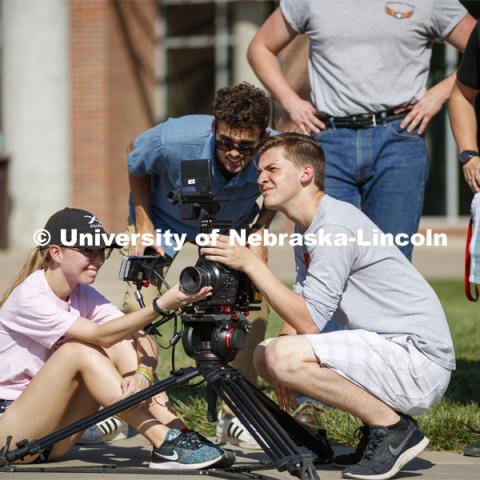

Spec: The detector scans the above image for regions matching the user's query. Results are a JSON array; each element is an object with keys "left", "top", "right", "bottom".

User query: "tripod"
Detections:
[{"left": 0, "top": 308, "right": 332, "bottom": 480}]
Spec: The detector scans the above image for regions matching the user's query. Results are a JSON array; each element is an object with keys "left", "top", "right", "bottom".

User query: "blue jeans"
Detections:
[{"left": 314, "top": 120, "right": 429, "bottom": 260}]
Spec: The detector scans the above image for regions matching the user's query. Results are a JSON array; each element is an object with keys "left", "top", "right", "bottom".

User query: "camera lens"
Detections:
[
  {"left": 180, "top": 266, "right": 208, "bottom": 293},
  {"left": 180, "top": 262, "right": 223, "bottom": 293}
]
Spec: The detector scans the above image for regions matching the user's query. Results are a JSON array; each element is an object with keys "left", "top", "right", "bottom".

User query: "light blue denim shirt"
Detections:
[{"left": 128, "top": 115, "right": 262, "bottom": 254}]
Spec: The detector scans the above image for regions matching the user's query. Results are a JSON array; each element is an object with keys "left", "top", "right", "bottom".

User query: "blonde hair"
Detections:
[{"left": 0, "top": 247, "right": 50, "bottom": 307}]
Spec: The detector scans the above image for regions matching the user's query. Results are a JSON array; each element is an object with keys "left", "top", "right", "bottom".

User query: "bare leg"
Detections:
[
  {"left": 105, "top": 339, "right": 184, "bottom": 430},
  {"left": 0, "top": 341, "right": 169, "bottom": 463},
  {"left": 256, "top": 336, "right": 400, "bottom": 427}
]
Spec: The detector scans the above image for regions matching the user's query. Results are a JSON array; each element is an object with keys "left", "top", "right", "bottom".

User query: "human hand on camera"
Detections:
[
  {"left": 201, "top": 234, "right": 257, "bottom": 273},
  {"left": 248, "top": 229, "right": 269, "bottom": 263},
  {"left": 160, "top": 283, "right": 212, "bottom": 310},
  {"left": 463, "top": 156, "right": 480, "bottom": 193},
  {"left": 273, "top": 381, "right": 297, "bottom": 411},
  {"left": 129, "top": 224, "right": 166, "bottom": 257},
  {"left": 284, "top": 96, "right": 325, "bottom": 135},
  {"left": 130, "top": 243, "right": 166, "bottom": 257}
]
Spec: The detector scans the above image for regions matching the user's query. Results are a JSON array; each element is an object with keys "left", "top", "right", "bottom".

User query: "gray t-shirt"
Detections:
[
  {"left": 293, "top": 195, "right": 455, "bottom": 370},
  {"left": 280, "top": 0, "right": 467, "bottom": 116}
]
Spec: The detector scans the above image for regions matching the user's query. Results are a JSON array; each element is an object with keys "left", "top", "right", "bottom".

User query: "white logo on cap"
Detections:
[
  {"left": 84, "top": 215, "right": 99, "bottom": 224},
  {"left": 84, "top": 215, "right": 103, "bottom": 230}
]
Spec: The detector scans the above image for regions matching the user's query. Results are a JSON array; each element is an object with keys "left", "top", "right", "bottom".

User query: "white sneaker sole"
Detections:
[
  {"left": 342, "top": 436, "right": 429, "bottom": 480},
  {"left": 149, "top": 455, "right": 223, "bottom": 470},
  {"left": 216, "top": 433, "right": 263, "bottom": 451}
]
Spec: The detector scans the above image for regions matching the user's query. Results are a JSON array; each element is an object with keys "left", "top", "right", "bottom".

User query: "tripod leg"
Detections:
[
  {"left": 236, "top": 374, "right": 333, "bottom": 463},
  {"left": 210, "top": 368, "right": 332, "bottom": 462},
  {"left": 202, "top": 368, "right": 320, "bottom": 480},
  {"left": 207, "top": 386, "right": 218, "bottom": 422}
]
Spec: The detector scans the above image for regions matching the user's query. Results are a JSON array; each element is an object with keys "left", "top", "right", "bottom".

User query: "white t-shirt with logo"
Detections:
[{"left": 0, "top": 270, "right": 122, "bottom": 400}]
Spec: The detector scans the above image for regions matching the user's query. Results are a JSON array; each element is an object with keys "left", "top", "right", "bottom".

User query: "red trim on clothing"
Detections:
[
  {"left": 304, "top": 253, "right": 310, "bottom": 268},
  {"left": 464, "top": 218, "right": 479, "bottom": 301}
]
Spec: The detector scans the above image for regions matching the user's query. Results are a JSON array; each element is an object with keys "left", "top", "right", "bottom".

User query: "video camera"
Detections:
[
  {"left": 117, "top": 159, "right": 261, "bottom": 363},
  {"left": 169, "top": 159, "right": 261, "bottom": 312}
]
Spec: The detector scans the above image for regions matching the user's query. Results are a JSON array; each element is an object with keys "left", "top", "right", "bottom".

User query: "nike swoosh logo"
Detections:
[
  {"left": 389, "top": 429, "right": 415, "bottom": 456},
  {"left": 157, "top": 452, "right": 179, "bottom": 461}
]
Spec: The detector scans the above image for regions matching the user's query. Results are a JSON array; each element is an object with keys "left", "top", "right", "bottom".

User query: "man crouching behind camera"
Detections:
[{"left": 201, "top": 133, "right": 455, "bottom": 480}]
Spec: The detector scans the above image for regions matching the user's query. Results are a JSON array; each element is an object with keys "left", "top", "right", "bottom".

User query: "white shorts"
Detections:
[{"left": 304, "top": 330, "right": 451, "bottom": 416}]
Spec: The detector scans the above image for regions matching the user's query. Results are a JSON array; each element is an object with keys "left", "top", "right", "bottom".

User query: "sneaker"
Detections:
[
  {"left": 150, "top": 428, "right": 230, "bottom": 470},
  {"left": 342, "top": 415, "right": 429, "bottom": 480},
  {"left": 464, "top": 437, "right": 480, "bottom": 457},
  {"left": 77, "top": 416, "right": 129, "bottom": 444},
  {"left": 333, "top": 425, "right": 370, "bottom": 467},
  {"left": 216, "top": 411, "right": 262, "bottom": 450}
]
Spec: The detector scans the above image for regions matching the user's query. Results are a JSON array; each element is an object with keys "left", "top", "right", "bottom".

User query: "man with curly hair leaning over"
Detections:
[{"left": 112, "top": 83, "right": 275, "bottom": 450}]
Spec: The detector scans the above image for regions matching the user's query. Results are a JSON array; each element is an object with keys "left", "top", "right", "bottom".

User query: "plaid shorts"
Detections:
[{"left": 305, "top": 330, "right": 451, "bottom": 416}]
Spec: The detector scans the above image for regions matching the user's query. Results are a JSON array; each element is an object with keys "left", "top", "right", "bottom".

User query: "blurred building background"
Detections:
[{"left": 0, "top": 0, "right": 478, "bottom": 248}]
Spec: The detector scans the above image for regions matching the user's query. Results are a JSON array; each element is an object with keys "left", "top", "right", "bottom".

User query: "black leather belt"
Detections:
[{"left": 324, "top": 111, "right": 407, "bottom": 129}]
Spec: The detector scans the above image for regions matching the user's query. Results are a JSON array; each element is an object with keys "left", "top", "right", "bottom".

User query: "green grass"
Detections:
[{"left": 154, "top": 280, "right": 480, "bottom": 451}]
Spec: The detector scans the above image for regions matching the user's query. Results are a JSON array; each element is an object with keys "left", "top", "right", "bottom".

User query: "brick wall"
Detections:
[{"left": 70, "top": 0, "right": 157, "bottom": 233}]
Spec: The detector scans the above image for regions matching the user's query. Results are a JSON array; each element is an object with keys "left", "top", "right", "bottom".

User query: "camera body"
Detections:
[{"left": 171, "top": 159, "right": 260, "bottom": 311}]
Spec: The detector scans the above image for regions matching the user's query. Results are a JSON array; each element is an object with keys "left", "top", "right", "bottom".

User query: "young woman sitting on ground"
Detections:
[{"left": 0, "top": 207, "right": 230, "bottom": 470}]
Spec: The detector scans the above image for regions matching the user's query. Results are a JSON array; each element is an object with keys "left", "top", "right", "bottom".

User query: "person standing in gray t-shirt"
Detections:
[{"left": 247, "top": 0, "right": 476, "bottom": 260}]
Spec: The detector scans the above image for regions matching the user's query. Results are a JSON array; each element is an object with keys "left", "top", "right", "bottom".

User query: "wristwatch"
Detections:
[
  {"left": 458, "top": 150, "right": 480, "bottom": 165},
  {"left": 152, "top": 298, "right": 169, "bottom": 317}
]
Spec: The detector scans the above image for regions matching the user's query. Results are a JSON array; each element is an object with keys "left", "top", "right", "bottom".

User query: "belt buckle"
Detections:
[{"left": 366, "top": 113, "right": 377, "bottom": 128}]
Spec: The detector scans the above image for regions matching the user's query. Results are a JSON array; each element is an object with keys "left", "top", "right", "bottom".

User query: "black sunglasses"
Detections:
[
  {"left": 63, "top": 246, "right": 112, "bottom": 260},
  {"left": 215, "top": 137, "right": 259, "bottom": 157}
]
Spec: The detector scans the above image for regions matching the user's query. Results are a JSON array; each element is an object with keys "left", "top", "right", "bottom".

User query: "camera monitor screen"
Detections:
[{"left": 181, "top": 159, "right": 212, "bottom": 197}]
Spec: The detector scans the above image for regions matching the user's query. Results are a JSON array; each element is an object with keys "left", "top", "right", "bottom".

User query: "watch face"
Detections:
[{"left": 459, "top": 150, "right": 480, "bottom": 165}]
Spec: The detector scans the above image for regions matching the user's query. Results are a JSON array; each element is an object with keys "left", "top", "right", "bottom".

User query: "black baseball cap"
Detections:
[{"left": 43, "top": 208, "right": 120, "bottom": 249}]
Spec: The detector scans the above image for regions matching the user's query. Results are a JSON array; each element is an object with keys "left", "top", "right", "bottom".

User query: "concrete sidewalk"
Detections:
[{"left": 0, "top": 434, "right": 478, "bottom": 480}]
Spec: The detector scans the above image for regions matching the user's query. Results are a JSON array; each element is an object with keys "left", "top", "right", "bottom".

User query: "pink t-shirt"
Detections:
[{"left": 0, "top": 269, "right": 122, "bottom": 400}]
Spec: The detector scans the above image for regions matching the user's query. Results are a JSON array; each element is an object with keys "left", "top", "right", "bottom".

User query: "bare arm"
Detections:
[
  {"left": 449, "top": 81, "right": 480, "bottom": 192},
  {"left": 202, "top": 238, "right": 319, "bottom": 334},
  {"left": 400, "top": 14, "right": 477, "bottom": 134},
  {"left": 244, "top": 259, "right": 318, "bottom": 334},
  {"left": 129, "top": 173, "right": 165, "bottom": 256},
  {"left": 67, "top": 284, "right": 212, "bottom": 348},
  {"left": 247, "top": 8, "right": 324, "bottom": 134}
]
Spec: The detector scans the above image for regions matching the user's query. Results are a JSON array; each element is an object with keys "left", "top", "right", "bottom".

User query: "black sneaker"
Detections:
[
  {"left": 150, "top": 428, "right": 230, "bottom": 470},
  {"left": 333, "top": 425, "right": 370, "bottom": 468},
  {"left": 342, "top": 416, "right": 429, "bottom": 480},
  {"left": 464, "top": 437, "right": 480, "bottom": 457}
]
